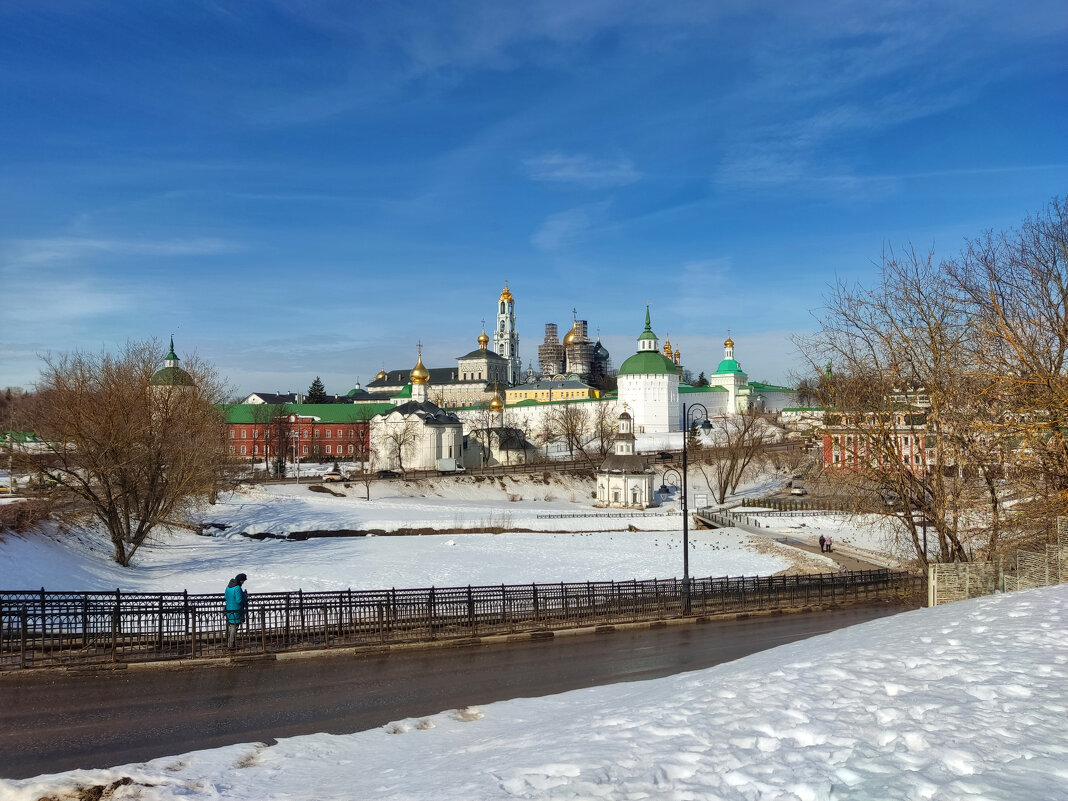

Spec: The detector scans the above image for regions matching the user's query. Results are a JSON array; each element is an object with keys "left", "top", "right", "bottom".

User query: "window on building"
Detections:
[
  {"left": 241, "top": 446, "right": 247, "bottom": 455},
  {"left": 326, "top": 445, "right": 332, "bottom": 454},
  {"left": 302, "top": 446, "right": 308, "bottom": 455},
  {"left": 325, "top": 429, "right": 331, "bottom": 438},
  {"left": 348, "top": 445, "right": 354, "bottom": 454},
  {"left": 337, "top": 429, "right": 342, "bottom": 437},
  {"left": 229, "top": 430, "right": 235, "bottom": 439},
  {"left": 315, "top": 429, "right": 320, "bottom": 438},
  {"left": 229, "top": 446, "right": 235, "bottom": 454},
  {"left": 253, "top": 445, "right": 258, "bottom": 455},
  {"left": 241, "top": 430, "right": 247, "bottom": 439}
]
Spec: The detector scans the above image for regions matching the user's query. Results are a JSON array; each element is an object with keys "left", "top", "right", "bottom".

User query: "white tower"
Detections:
[
  {"left": 616, "top": 307, "right": 680, "bottom": 434},
  {"left": 493, "top": 283, "right": 521, "bottom": 385}
]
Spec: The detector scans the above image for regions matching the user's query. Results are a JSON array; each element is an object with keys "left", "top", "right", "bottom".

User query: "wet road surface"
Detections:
[{"left": 0, "top": 604, "right": 905, "bottom": 778}]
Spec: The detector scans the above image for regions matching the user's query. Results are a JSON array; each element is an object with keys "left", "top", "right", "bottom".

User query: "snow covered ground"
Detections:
[
  {"left": 5, "top": 584, "right": 1065, "bottom": 800},
  {"left": 0, "top": 474, "right": 835, "bottom": 593}
]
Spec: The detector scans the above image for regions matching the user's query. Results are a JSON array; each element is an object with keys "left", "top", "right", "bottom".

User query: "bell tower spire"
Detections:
[{"left": 493, "top": 282, "right": 520, "bottom": 385}]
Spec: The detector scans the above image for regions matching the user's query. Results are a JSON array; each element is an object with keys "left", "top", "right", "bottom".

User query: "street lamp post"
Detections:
[{"left": 670, "top": 402, "right": 713, "bottom": 615}]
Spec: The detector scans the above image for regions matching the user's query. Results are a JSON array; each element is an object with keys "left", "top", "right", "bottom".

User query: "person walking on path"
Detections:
[
  {"left": 225, "top": 573, "right": 249, "bottom": 649},
  {"left": 825, "top": 536, "right": 833, "bottom": 553},
  {"left": 819, "top": 534, "right": 826, "bottom": 553}
]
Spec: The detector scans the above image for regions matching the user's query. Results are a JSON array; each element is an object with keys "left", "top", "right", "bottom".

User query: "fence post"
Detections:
[
  {"left": 81, "top": 594, "right": 89, "bottom": 649},
  {"left": 261, "top": 607, "right": 267, "bottom": 654},
  {"left": 532, "top": 583, "right": 539, "bottom": 623},
  {"left": 377, "top": 601, "right": 385, "bottom": 644},
  {"left": 323, "top": 605, "right": 329, "bottom": 648},
  {"left": 20, "top": 606, "right": 27, "bottom": 669},
  {"left": 111, "top": 600, "right": 120, "bottom": 662},
  {"left": 190, "top": 609, "right": 197, "bottom": 658},
  {"left": 285, "top": 593, "right": 291, "bottom": 643},
  {"left": 39, "top": 587, "right": 46, "bottom": 649},
  {"left": 467, "top": 586, "right": 475, "bottom": 633},
  {"left": 298, "top": 589, "right": 306, "bottom": 637},
  {"left": 157, "top": 596, "right": 164, "bottom": 652},
  {"left": 428, "top": 587, "right": 436, "bottom": 641}
]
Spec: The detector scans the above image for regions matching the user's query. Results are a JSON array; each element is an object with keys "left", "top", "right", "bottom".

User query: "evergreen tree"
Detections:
[
  {"left": 696, "top": 371, "right": 709, "bottom": 387},
  {"left": 306, "top": 376, "right": 328, "bottom": 404}
]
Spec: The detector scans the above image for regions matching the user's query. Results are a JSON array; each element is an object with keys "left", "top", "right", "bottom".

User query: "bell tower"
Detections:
[{"left": 493, "top": 282, "right": 521, "bottom": 385}]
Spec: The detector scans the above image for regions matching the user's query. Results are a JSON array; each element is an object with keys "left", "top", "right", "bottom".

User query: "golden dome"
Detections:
[
  {"left": 663, "top": 337, "right": 672, "bottom": 357},
  {"left": 725, "top": 335, "right": 734, "bottom": 348},
  {"left": 410, "top": 352, "right": 430, "bottom": 385},
  {"left": 375, "top": 368, "right": 387, "bottom": 381},
  {"left": 478, "top": 329, "right": 490, "bottom": 349},
  {"left": 563, "top": 320, "right": 580, "bottom": 347},
  {"left": 489, "top": 392, "right": 504, "bottom": 412},
  {"left": 499, "top": 283, "right": 513, "bottom": 302},
  {"left": 674, "top": 347, "right": 681, "bottom": 364}
]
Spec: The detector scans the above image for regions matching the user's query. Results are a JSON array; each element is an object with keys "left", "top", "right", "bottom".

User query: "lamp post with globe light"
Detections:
[{"left": 660, "top": 402, "right": 713, "bottom": 614}]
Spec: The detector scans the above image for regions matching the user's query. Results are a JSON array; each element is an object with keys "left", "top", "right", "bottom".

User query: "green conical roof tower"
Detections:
[{"left": 150, "top": 336, "right": 195, "bottom": 388}]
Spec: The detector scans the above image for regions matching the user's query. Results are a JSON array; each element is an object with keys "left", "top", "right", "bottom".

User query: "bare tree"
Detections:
[
  {"left": 797, "top": 241, "right": 1024, "bottom": 565},
  {"left": 591, "top": 402, "right": 617, "bottom": 457},
  {"left": 693, "top": 410, "right": 772, "bottom": 504},
  {"left": 946, "top": 197, "right": 1068, "bottom": 543},
  {"left": 19, "top": 340, "right": 232, "bottom": 566},
  {"left": 551, "top": 403, "right": 592, "bottom": 461},
  {"left": 378, "top": 417, "right": 420, "bottom": 473}
]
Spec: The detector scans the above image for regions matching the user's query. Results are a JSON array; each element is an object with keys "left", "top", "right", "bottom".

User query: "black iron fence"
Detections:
[{"left": 0, "top": 569, "right": 920, "bottom": 670}]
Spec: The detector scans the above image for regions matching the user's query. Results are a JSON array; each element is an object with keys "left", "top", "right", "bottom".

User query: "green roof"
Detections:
[
  {"left": 749, "top": 380, "right": 794, "bottom": 393},
  {"left": 393, "top": 384, "right": 413, "bottom": 399},
  {"left": 680, "top": 383, "right": 727, "bottom": 393},
  {"left": 224, "top": 403, "right": 393, "bottom": 424},
  {"left": 149, "top": 366, "right": 194, "bottom": 387},
  {"left": 713, "top": 358, "right": 746, "bottom": 375},
  {"left": 637, "top": 307, "right": 658, "bottom": 341},
  {"left": 618, "top": 350, "right": 679, "bottom": 376}
]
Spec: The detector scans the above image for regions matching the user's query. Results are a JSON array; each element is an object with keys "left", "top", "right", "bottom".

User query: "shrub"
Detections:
[{"left": 0, "top": 499, "right": 53, "bottom": 532}]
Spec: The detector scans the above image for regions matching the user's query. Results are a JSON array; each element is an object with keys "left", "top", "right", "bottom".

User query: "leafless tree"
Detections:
[
  {"left": 377, "top": 417, "right": 420, "bottom": 473},
  {"left": 551, "top": 402, "right": 592, "bottom": 461},
  {"left": 18, "top": 340, "right": 232, "bottom": 566},
  {"left": 946, "top": 197, "right": 1068, "bottom": 543},
  {"left": 591, "top": 402, "right": 617, "bottom": 457},
  {"left": 692, "top": 410, "right": 773, "bottom": 504}
]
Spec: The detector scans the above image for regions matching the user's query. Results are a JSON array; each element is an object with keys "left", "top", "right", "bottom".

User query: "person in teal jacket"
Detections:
[{"left": 225, "top": 573, "right": 249, "bottom": 649}]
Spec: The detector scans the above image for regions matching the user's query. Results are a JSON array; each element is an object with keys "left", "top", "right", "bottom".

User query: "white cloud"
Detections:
[
  {"left": 4, "top": 237, "right": 242, "bottom": 267},
  {"left": 523, "top": 152, "right": 641, "bottom": 188},
  {"left": 530, "top": 202, "right": 611, "bottom": 251}
]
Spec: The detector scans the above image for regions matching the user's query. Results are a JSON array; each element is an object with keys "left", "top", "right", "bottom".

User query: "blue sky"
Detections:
[{"left": 2, "top": 1, "right": 1066, "bottom": 397}]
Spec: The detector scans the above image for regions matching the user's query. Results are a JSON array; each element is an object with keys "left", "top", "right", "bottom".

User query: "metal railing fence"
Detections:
[{"left": 1, "top": 569, "right": 918, "bottom": 670}]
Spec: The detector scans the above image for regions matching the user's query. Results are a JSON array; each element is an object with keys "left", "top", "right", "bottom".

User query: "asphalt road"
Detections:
[{"left": 0, "top": 604, "right": 903, "bottom": 779}]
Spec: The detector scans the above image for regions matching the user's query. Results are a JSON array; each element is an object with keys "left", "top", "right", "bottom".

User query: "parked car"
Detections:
[
  {"left": 322, "top": 471, "right": 343, "bottom": 482},
  {"left": 376, "top": 469, "right": 400, "bottom": 478},
  {"left": 789, "top": 486, "right": 807, "bottom": 496}
]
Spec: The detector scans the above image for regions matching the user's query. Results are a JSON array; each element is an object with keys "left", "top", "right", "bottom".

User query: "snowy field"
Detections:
[
  {"left": 5, "top": 584, "right": 1065, "bottom": 800},
  {"left": 0, "top": 474, "right": 835, "bottom": 593}
]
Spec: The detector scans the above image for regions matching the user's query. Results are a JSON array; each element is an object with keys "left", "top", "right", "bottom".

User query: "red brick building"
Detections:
[{"left": 225, "top": 403, "right": 391, "bottom": 462}]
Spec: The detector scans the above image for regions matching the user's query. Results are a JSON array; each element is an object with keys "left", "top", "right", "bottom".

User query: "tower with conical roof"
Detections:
[
  {"left": 492, "top": 283, "right": 521, "bottom": 386},
  {"left": 150, "top": 337, "right": 195, "bottom": 392},
  {"left": 711, "top": 333, "right": 748, "bottom": 413},
  {"left": 616, "top": 307, "right": 680, "bottom": 433}
]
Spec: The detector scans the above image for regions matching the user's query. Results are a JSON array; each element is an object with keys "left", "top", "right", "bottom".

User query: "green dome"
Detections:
[
  {"left": 150, "top": 338, "right": 194, "bottom": 387},
  {"left": 150, "top": 366, "right": 195, "bottom": 386},
  {"left": 714, "top": 358, "right": 745, "bottom": 375},
  {"left": 618, "top": 351, "right": 679, "bottom": 376}
]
